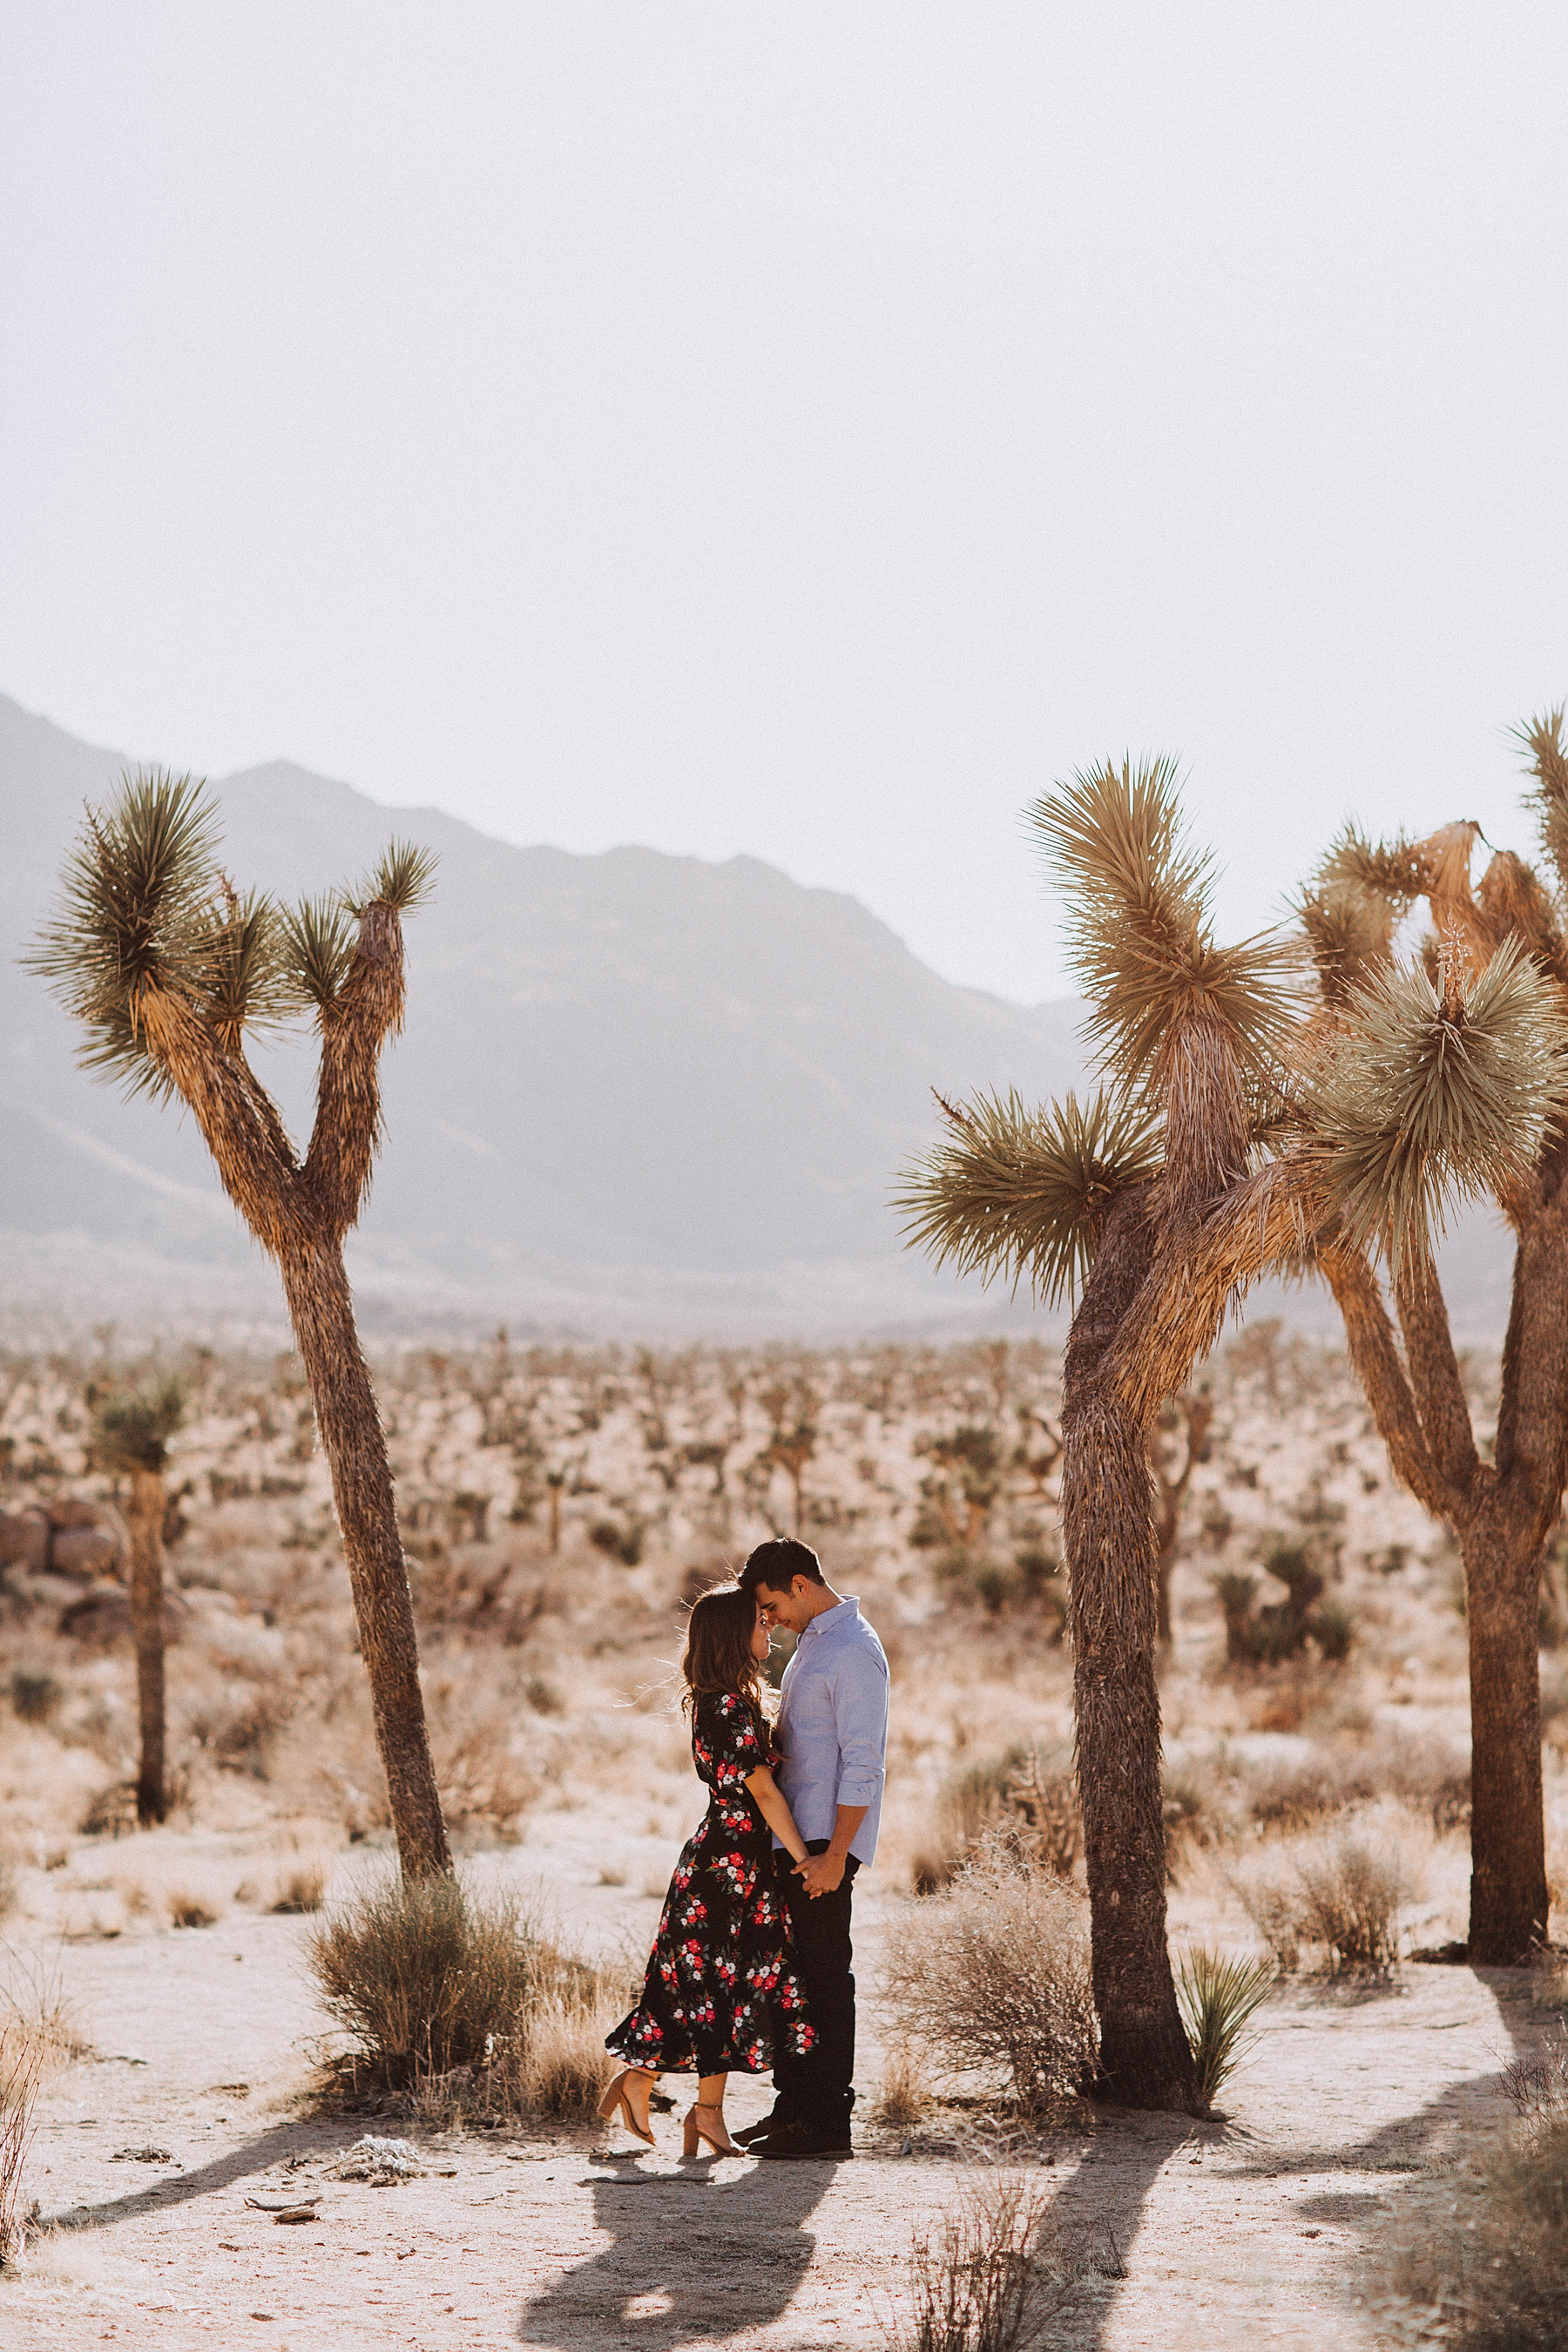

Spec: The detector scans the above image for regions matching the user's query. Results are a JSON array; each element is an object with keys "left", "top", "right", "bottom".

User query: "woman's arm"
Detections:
[{"left": 743, "top": 1764, "right": 809, "bottom": 1864}]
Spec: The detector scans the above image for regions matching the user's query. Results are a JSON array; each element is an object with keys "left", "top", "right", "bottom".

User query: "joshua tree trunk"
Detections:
[
  {"left": 1463, "top": 1512, "right": 1549, "bottom": 1958},
  {"left": 125, "top": 1465, "right": 167, "bottom": 1827},
  {"left": 1063, "top": 1189, "right": 1200, "bottom": 2109},
  {"left": 1326, "top": 1238, "right": 1559, "bottom": 1962},
  {"left": 280, "top": 1240, "right": 450, "bottom": 1878},
  {"left": 136, "top": 889, "right": 453, "bottom": 1880}
]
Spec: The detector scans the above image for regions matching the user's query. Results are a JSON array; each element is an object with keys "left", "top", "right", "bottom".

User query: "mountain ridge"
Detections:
[{"left": 0, "top": 694, "right": 1085, "bottom": 1339}]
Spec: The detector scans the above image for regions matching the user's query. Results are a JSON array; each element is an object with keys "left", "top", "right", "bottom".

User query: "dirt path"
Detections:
[{"left": 0, "top": 1850, "right": 1539, "bottom": 2352}]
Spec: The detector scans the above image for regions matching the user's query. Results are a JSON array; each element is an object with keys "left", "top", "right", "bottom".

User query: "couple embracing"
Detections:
[{"left": 599, "top": 1537, "right": 889, "bottom": 2161}]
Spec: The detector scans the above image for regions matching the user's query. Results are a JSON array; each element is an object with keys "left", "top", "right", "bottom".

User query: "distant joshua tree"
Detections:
[
  {"left": 900, "top": 740, "right": 1568, "bottom": 2101},
  {"left": 90, "top": 1374, "right": 186, "bottom": 1825},
  {"left": 33, "top": 774, "right": 451, "bottom": 1878}
]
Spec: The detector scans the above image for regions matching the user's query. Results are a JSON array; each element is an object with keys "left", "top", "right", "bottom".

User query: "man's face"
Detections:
[{"left": 754, "top": 1576, "right": 815, "bottom": 1637}]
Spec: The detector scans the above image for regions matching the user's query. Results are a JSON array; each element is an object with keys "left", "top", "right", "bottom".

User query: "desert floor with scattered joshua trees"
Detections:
[{"left": 1, "top": 1323, "right": 1565, "bottom": 2349}]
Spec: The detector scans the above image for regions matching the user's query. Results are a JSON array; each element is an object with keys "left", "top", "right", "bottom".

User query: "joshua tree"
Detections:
[
  {"left": 34, "top": 772, "right": 452, "bottom": 1878},
  {"left": 900, "top": 745, "right": 1568, "bottom": 2098},
  {"left": 1152, "top": 1390, "right": 1213, "bottom": 1648},
  {"left": 90, "top": 1374, "right": 186, "bottom": 1824}
]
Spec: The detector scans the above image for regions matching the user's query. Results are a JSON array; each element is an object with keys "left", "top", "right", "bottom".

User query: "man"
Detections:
[{"left": 733, "top": 1536, "right": 889, "bottom": 2160}]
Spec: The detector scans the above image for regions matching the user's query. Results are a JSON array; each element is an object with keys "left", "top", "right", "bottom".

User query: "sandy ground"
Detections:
[{"left": 0, "top": 1813, "right": 1544, "bottom": 2352}]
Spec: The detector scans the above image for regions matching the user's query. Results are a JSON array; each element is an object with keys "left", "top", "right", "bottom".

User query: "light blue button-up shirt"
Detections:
[{"left": 773, "top": 1596, "right": 889, "bottom": 1867}]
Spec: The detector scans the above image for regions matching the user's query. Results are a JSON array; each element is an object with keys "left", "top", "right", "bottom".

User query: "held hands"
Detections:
[{"left": 793, "top": 1849, "right": 845, "bottom": 1899}]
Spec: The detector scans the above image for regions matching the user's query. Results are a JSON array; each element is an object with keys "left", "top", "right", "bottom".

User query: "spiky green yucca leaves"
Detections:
[
  {"left": 30, "top": 773, "right": 224, "bottom": 1098},
  {"left": 351, "top": 840, "right": 439, "bottom": 917},
  {"left": 1306, "top": 936, "right": 1568, "bottom": 1267},
  {"left": 280, "top": 895, "right": 356, "bottom": 1009},
  {"left": 90, "top": 1375, "right": 187, "bottom": 1476},
  {"left": 1175, "top": 1947, "right": 1274, "bottom": 2108},
  {"left": 1028, "top": 758, "right": 1294, "bottom": 1099},
  {"left": 32, "top": 771, "right": 440, "bottom": 1078},
  {"left": 895, "top": 1087, "right": 1163, "bottom": 1308}
]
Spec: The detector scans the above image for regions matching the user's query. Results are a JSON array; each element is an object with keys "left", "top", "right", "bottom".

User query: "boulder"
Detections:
[
  {"left": 59, "top": 1582, "right": 192, "bottom": 1648},
  {"left": 0, "top": 1511, "right": 51, "bottom": 1573},
  {"left": 50, "top": 1524, "right": 122, "bottom": 1579}
]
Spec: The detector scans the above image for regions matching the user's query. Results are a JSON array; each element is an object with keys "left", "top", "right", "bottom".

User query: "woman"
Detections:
[{"left": 600, "top": 1583, "right": 816, "bottom": 2156}]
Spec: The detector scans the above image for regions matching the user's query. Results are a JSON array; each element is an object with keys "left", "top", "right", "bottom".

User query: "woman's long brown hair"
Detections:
[{"left": 680, "top": 1583, "right": 773, "bottom": 1735}]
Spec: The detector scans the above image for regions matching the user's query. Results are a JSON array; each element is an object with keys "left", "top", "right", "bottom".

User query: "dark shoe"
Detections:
[
  {"left": 755, "top": 2122, "right": 853, "bottom": 2161},
  {"left": 733, "top": 2112, "right": 789, "bottom": 2147}
]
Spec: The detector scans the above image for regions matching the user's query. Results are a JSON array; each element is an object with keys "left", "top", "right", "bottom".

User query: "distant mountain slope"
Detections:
[{"left": 0, "top": 695, "right": 1089, "bottom": 1336}]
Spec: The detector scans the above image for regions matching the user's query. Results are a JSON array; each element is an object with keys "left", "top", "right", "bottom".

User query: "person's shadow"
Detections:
[{"left": 517, "top": 2153, "right": 838, "bottom": 2349}]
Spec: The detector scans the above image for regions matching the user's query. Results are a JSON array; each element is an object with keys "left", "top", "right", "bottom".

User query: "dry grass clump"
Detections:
[
  {"left": 1238, "top": 1825, "right": 1413, "bottom": 1973},
  {"left": 881, "top": 1842, "right": 1096, "bottom": 2115},
  {"left": 0, "top": 2024, "right": 44, "bottom": 2268},
  {"left": 0, "top": 1955, "right": 90, "bottom": 2268},
  {"left": 874, "top": 2044, "right": 936, "bottom": 2127},
  {"left": 909, "top": 1748, "right": 1080, "bottom": 1896},
  {"left": 1370, "top": 2108, "right": 1568, "bottom": 2350},
  {"left": 1500, "top": 2019, "right": 1568, "bottom": 2122},
  {"left": 888, "top": 2171, "right": 1122, "bottom": 2352},
  {"left": 308, "top": 1870, "right": 600, "bottom": 2105}
]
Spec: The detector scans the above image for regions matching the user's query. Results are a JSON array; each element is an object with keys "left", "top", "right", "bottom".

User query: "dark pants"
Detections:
[{"left": 772, "top": 1841, "right": 859, "bottom": 2134}]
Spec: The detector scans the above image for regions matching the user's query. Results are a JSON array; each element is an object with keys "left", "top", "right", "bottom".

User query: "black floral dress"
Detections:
[{"left": 605, "top": 1690, "right": 817, "bottom": 2077}]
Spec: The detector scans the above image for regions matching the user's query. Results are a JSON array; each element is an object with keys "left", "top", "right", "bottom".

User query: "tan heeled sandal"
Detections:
[
  {"left": 682, "top": 2100, "right": 741, "bottom": 2158},
  {"left": 598, "top": 2067, "right": 657, "bottom": 2146}
]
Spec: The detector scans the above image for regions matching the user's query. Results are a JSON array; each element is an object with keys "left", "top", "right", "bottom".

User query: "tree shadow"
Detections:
[
  {"left": 40, "top": 2117, "right": 340, "bottom": 2234},
  {"left": 516, "top": 2153, "right": 838, "bottom": 2349},
  {"left": 1033, "top": 2109, "right": 1223, "bottom": 2349}
]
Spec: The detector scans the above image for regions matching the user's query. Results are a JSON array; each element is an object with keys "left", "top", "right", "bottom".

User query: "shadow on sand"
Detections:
[{"left": 517, "top": 2151, "right": 838, "bottom": 2349}]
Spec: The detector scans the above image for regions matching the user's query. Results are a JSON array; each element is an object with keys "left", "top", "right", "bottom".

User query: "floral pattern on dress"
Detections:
[{"left": 605, "top": 1689, "right": 818, "bottom": 2077}]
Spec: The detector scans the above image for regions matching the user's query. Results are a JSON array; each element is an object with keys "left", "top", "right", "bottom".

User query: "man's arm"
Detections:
[
  {"left": 794, "top": 1645, "right": 888, "bottom": 1896},
  {"left": 795, "top": 1804, "right": 866, "bottom": 1897}
]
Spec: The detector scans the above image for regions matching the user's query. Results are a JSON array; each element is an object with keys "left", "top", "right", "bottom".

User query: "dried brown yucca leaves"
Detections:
[
  {"left": 894, "top": 1087, "right": 1162, "bottom": 1309},
  {"left": 1297, "top": 880, "right": 1396, "bottom": 1010},
  {"left": 1027, "top": 756, "right": 1295, "bottom": 1098},
  {"left": 1316, "top": 822, "right": 1429, "bottom": 909},
  {"left": 1302, "top": 936, "right": 1568, "bottom": 1270},
  {"left": 1518, "top": 702, "right": 1568, "bottom": 902}
]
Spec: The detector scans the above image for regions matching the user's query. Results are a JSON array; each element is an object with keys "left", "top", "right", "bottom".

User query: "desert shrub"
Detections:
[
  {"left": 164, "top": 1879, "right": 226, "bottom": 1928},
  {"left": 1371, "top": 2108, "right": 1568, "bottom": 2350},
  {"left": 308, "top": 1871, "right": 594, "bottom": 2091},
  {"left": 1239, "top": 1829, "right": 1410, "bottom": 1973},
  {"left": 1216, "top": 1541, "right": 1355, "bottom": 1666},
  {"left": 1162, "top": 1759, "right": 1234, "bottom": 1871},
  {"left": 0, "top": 2024, "right": 43, "bottom": 2269},
  {"left": 9, "top": 1671, "right": 63, "bottom": 1726},
  {"left": 874, "top": 2044, "right": 936, "bottom": 2127},
  {"left": 1175, "top": 1948, "right": 1274, "bottom": 2109},
  {"left": 589, "top": 1517, "right": 645, "bottom": 1567},
  {"left": 911, "top": 1748, "right": 1079, "bottom": 1896},
  {"left": 889, "top": 2172, "right": 1121, "bottom": 2352},
  {"left": 272, "top": 1858, "right": 328, "bottom": 1914},
  {"left": 881, "top": 1844, "right": 1096, "bottom": 2115},
  {"left": 1294, "top": 1833, "right": 1409, "bottom": 1969},
  {"left": 1500, "top": 2020, "right": 1568, "bottom": 2121}
]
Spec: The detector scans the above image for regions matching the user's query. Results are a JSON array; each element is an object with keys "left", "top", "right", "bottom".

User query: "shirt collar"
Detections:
[{"left": 800, "top": 1595, "right": 859, "bottom": 1642}]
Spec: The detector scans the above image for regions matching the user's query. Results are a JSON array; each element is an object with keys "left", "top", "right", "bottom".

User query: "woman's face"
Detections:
[{"left": 749, "top": 1607, "right": 772, "bottom": 1663}]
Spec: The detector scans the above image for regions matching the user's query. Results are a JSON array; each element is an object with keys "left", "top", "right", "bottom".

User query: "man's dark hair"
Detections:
[{"left": 738, "top": 1538, "right": 824, "bottom": 1596}]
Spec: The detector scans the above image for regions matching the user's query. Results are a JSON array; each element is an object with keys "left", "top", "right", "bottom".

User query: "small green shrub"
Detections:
[
  {"left": 1175, "top": 1947, "right": 1274, "bottom": 2108},
  {"left": 9, "top": 1672, "right": 64, "bottom": 1727}
]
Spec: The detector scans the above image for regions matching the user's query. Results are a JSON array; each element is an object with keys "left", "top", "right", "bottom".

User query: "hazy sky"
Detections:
[{"left": 5, "top": 3, "right": 1568, "bottom": 1004}]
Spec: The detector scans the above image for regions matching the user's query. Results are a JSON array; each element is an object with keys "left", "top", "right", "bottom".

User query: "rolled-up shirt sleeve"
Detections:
[{"left": 831, "top": 1648, "right": 889, "bottom": 1808}]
